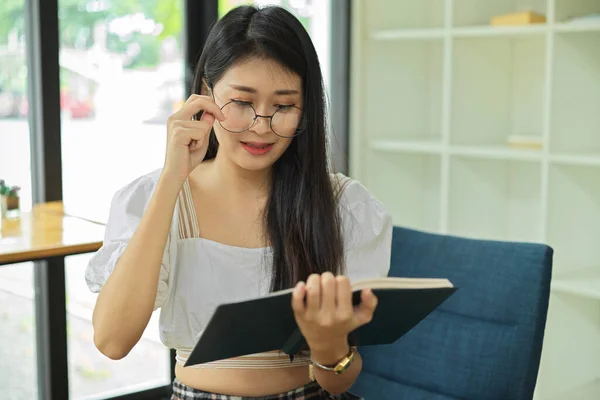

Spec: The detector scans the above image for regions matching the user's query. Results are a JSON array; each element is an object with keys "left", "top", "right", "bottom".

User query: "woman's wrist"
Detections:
[
  {"left": 309, "top": 338, "right": 351, "bottom": 366},
  {"left": 157, "top": 170, "right": 186, "bottom": 196}
]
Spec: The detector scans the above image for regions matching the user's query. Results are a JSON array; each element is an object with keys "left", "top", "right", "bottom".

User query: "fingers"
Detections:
[
  {"left": 305, "top": 274, "right": 321, "bottom": 315},
  {"left": 185, "top": 129, "right": 209, "bottom": 144},
  {"left": 291, "top": 281, "right": 306, "bottom": 316},
  {"left": 174, "top": 94, "right": 225, "bottom": 121},
  {"left": 182, "top": 93, "right": 203, "bottom": 106},
  {"left": 170, "top": 119, "right": 213, "bottom": 130},
  {"left": 353, "top": 289, "right": 378, "bottom": 328},
  {"left": 292, "top": 273, "right": 377, "bottom": 333},
  {"left": 335, "top": 275, "right": 353, "bottom": 322},
  {"left": 199, "top": 111, "right": 215, "bottom": 124},
  {"left": 169, "top": 121, "right": 213, "bottom": 145},
  {"left": 320, "top": 272, "right": 336, "bottom": 312},
  {"left": 318, "top": 272, "right": 336, "bottom": 327}
]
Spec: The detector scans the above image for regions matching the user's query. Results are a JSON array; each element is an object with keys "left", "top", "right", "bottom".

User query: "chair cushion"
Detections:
[{"left": 353, "top": 371, "right": 462, "bottom": 400}]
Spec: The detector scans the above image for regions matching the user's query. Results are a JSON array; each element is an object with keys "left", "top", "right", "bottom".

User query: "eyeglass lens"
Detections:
[{"left": 219, "top": 101, "right": 302, "bottom": 137}]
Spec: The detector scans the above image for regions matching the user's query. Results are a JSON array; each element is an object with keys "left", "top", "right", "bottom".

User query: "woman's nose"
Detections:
[{"left": 252, "top": 115, "right": 272, "bottom": 135}]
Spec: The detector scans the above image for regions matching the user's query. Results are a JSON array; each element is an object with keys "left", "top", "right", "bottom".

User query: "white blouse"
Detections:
[{"left": 85, "top": 168, "right": 392, "bottom": 368}]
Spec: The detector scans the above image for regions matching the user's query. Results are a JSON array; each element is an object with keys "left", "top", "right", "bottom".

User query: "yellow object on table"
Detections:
[
  {"left": 490, "top": 11, "right": 547, "bottom": 26},
  {"left": 0, "top": 201, "right": 105, "bottom": 265}
]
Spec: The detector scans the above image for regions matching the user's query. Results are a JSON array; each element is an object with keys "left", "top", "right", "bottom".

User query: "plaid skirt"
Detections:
[{"left": 171, "top": 378, "right": 363, "bottom": 400}]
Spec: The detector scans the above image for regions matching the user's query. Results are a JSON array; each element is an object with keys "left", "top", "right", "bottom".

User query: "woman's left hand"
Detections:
[{"left": 291, "top": 272, "right": 378, "bottom": 355}]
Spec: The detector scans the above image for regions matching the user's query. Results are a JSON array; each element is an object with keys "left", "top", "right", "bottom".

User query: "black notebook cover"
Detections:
[{"left": 184, "top": 286, "right": 456, "bottom": 367}]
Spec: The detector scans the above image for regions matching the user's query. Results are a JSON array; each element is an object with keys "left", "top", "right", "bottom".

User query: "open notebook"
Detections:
[{"left": 184, "top": 276, "right": 456, "bottom": 367}]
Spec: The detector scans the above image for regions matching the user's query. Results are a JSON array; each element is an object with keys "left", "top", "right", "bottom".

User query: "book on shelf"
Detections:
[{"left": 184, "top": 276, "right": 456, "bottom": 367}]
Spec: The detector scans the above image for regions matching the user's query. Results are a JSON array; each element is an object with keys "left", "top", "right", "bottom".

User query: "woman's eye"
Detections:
[
  {"left": 232, "top": 100, "right": 252, "bottom": 106},
  {"left": 276, "top": 105, "right": 296, "bottom": 113}
]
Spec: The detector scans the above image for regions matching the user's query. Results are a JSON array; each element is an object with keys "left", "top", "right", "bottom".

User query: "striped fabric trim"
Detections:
[
  {"left": 178, "top": 179, "right": 201, "bottom": 239},
  {"left": 171, "top": 379, "right": 329, "bottom": 399},
  {"left": 176, "top": 349, "right": 312, "bottom": 369}
]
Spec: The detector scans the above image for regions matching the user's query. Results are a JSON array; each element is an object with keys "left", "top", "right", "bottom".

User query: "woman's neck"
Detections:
[{"left": 204, "top": 152, "right": 271, "bottom": 197}]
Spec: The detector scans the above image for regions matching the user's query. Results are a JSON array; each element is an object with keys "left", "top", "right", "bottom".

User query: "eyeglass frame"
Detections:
[{"left": 215, "top": 99, "right": 306, "bottom": 138}]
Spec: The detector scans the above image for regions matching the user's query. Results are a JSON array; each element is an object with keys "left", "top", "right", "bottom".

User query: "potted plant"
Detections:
[{"left": 0, "top": 180, "right": 21, "bottom": 218}]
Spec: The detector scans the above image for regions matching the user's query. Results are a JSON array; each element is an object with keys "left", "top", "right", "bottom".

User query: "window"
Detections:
[
  {"left": 0, "top": 0, "right": 32, "bottom": 212},
  {"left": 57, "top": 1, "right": 184, "bottom": 397},
  {"left": 66, "top": 255, "right": 170, "bottom": 398},
  {"left": 0, "top": 263, "right": 38, "bottom": 398},
  {"left": 0, "top": 0, "right": 37, "bottom": 397}
]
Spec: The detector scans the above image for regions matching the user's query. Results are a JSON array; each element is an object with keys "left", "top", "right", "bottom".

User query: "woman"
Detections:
[{"left": 85, "top": 4, "right": 392, "bottom": 399}]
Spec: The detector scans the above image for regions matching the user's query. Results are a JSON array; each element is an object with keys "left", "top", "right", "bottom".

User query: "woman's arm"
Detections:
[
  {"left": 91, "top": 95, "right": 224, "bottom": 360},
  {"left": 292, "top": 273, "right": 378, "bottom": 394},
  {"left": 310, "top": 342, "right": 363, "bottom": 394},
  {"left": 92, "top": 173, "right": 181, "bottom": 360}
]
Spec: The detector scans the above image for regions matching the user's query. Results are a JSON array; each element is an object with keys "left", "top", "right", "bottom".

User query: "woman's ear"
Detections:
[{"left": 201, "top": 77, "right": 212, "bottom": 96}]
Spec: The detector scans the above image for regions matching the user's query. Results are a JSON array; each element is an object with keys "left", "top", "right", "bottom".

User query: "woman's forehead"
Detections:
[{"left": 218, "top": 58, "right": 302, "bottom": 95}]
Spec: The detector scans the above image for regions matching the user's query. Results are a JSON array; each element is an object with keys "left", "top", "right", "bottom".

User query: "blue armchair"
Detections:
[{"left": 352, "top": 226, "right": 553, "bottom": 400}]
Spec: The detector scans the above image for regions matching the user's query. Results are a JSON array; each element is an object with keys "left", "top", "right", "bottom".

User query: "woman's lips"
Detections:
[{"left": 241, "top": 141, "right": 274, "bottom": 155}]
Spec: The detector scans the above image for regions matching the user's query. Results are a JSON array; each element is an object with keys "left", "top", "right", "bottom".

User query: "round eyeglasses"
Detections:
[{"left": 217, "top": 100, "right": 304, "bottom": 138}]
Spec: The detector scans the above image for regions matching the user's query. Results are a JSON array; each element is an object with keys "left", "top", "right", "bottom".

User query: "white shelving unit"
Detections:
[{"left": 349, "top": 0, "right": 600, "bottom": 399}]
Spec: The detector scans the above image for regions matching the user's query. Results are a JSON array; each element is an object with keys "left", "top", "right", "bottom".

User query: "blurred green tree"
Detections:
[
  {"left": 0, "top": 0, "right": 25, "bottom": 44},
  {"left": 0, "top": 0, "right": 182, "bottom": 68}
]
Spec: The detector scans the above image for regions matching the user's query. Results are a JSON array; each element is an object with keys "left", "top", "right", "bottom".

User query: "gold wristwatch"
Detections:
[{"left": 309, "top": 347, "right": 356, "bottom": 380}]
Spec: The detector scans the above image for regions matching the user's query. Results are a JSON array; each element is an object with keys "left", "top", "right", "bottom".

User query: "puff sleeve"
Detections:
[
  {"left": 336, "top": 174, "right": 393, "bottom": 282},
  {"left": 84, "top": 172, "right": 172, "bottom": 310}
]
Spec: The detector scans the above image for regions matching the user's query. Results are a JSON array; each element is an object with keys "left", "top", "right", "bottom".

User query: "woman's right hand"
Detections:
[{"left": 163, "top": 94, "right": 226, "bottom": 182}]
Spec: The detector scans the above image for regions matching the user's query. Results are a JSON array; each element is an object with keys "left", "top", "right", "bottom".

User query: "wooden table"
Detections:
[
  {"left": 0, "top": 202, "right": 107, "bottom": 399},
  {"left": 0, "top": 201, "right": 105, "bottom": 265}
]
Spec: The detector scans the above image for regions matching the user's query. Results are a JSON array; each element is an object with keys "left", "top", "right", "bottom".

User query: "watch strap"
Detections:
[{"left": 310, "top": 347, "right": 356, "bottom": 376}]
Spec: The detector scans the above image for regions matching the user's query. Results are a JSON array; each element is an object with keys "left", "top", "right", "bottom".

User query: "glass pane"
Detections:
[
  {"left": 0, "top": 263, "right": 38, "bottom": 399},
  {"left": 59, "top": 0, "right": 183, "bottom": 224},
  {"left": 0, "top": 0, "right": 32, "bottom": 212},
  {"left": 0, "top": 0, "right": 37, "bottom": 394},
  {"left": 65, "top": 254, "right": 169, "bottom": 398},
  {"left": 58, "top": 1, "right": 183, "bottom": 397}
]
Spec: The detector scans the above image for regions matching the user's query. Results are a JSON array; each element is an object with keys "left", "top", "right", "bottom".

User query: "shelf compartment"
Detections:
[
  {"left": 364, "top": 40, "right": 443, "bottom": 142},
  {"left": 453, "top": 25, "right": 547, "bottom": 38},
  {"left": 564, "top": 380, "right": 600, "bottom": 400},
  {"left": 551, "top": 266, "right": 600, "bottom": 300},
  {"left": 369, "top": 139, "right": 443, "bottom": 155},
  {"left": 534, "top": 293, "right": 600, "bottom": 399},
  {"left": 370, "top": 29, "right": 445, "bottom": 41},
  {"left": 450, "top": 145, "right": 543, "bottom": 161},
  {"left": 547, "top": 164, "right": 600, "bottom": 276},
  {"left": 363, "top": 150, "right": 441, "bottom": 232},
  {"left": 365, "top": 0, "right": 445, "bottom": 32},
  {"left": 554, "top": 22, "right": 600, "bottom": 33},
  {"left": 550, "top": 31, "right": 600, "bottom": 154},
  {"left": 453, "top": 0, "right": 547, "bottom": 27},
  {"left": 555, "top": 0, "right": 600, "bottom": 24},
  {"left": 550, "top": 153, "right": 600, "bottom": 167},
  {"left": 447, "top": 156, "right": 542, "bottom": 242},
  {"left": 450, "top": 35, "right": 546, "bottom": 147}
]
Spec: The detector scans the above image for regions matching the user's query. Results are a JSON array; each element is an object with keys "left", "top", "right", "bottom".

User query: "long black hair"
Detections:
[{"left": 191, "top": 5, "right": 345, "bottom": 291}]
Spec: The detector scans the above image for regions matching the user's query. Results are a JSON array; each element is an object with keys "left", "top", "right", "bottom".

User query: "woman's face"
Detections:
[{"left": 209, "top": 58, "right": 303, "bottom": 172}]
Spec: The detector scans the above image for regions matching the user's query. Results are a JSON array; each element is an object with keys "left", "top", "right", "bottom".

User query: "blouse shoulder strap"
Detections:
[
  {"left": 331, "top": 173, "right": 352, "bottom": 203},
  {"left": 177, "top": 179, "right": 200, "bottom": 239}
]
